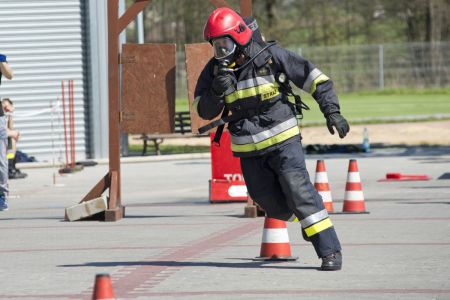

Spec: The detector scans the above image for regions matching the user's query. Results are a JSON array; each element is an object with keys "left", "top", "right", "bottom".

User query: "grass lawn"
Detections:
[
  {"left": 137, "top": 89, "right": 449, "bottom": 155},
  {"left": 176, "top": 88, "right": 450, "bottom": 125}
]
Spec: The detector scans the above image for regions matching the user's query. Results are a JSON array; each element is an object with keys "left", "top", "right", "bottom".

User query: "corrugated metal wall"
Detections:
[{"left": 0, "top": 0, "right": 88, "bottom": 162}]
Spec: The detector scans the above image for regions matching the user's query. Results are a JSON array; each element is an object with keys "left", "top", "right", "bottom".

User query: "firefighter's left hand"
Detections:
[{"left": 326, "top": 113, "right": 350, "bottom": 138}]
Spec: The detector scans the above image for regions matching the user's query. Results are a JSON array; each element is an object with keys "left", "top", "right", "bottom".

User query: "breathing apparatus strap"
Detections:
[
  {"left": 201, "top": 41, "right": 283, "bottom": 146},
  {"left": 266, "top": 60, "right": 310, "bottom": 120},
  {"left": 211, "top": 108, "right": 229, "bottom": 146}
]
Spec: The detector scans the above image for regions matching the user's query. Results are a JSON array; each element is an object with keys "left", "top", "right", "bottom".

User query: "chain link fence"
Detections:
[
  {"left": 293, "top": 42, "right": 450, "bottom": 93},
  {"left": 176, "top": 42, "right": 450, "bottom": 98}
]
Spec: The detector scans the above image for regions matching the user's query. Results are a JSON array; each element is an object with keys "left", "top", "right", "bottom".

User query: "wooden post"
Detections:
[
  {"left": 210, "top": 0, "right": 252, "bottom": 16},
  {"left": 76, "top": 0, "right": 151, "bottom": 222},
  {"left": 240, "top": 0, "right": 252, "bottom": 16},
  {"left": 105, "top": 0, "right": 122, "bottom": 221}
]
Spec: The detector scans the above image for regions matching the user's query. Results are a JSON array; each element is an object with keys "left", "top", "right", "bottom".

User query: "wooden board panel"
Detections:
[
  {"left": 185, "top": 43, "right": 222, "bottom": 133},
  {"left": 121, "top": 43, "right": 176, "bottom": 134}
]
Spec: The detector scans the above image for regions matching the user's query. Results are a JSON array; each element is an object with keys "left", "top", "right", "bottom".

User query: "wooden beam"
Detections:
[
  {"left": 210, "top": 0, "right": 231, "bottom": 9},
  {"left": 80, "top": 172, "right": 110, "bottom": 203},
  {"left": 118, "top": 0, "right": 151, "bottom": 33},
  {"left": 105, "top": 171, "right": 122, "bottom": 222},
  {"left": 108, "top": 0, "right": 121, "bottom": 212},
  {"left": 240, "top": 0, "right": 252, "bottom": 17},
  {"left": 108, "top": 171, "right": 119, "bottom": 210}
]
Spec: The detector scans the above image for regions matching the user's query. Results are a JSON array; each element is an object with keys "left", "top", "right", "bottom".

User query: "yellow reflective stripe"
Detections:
[
  {"left": 7, "top": 152, "right": 14, "bottom": 159},
  {"left": 310, "top": 74, "right": 330, "bottom": 94},
  {"left": 231, "top": 125, "right": 300, "bottom": 153},
  {"left": 225, "top": 82, "right": 279, "bottom": 104},
  {"left": 192, "top": 96, "right": 201, "bottom": 115},
  {"left": 304, "top": 217, "right": 333, "bottom": 237}
]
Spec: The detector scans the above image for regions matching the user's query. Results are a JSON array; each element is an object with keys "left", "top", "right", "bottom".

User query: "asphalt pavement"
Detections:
[{"left": 1, "top": 147, "right": 449, "bottom": 299}]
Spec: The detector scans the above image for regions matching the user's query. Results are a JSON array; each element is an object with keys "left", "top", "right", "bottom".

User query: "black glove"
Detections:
[
  {"left": 326, "top": 113, "right": 350, "bottom": 138},
  {"left": 211, "top": 69, "right": 236, "bottom": 97}
]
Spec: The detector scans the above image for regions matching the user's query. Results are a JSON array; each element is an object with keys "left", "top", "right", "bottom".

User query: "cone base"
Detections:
[
  {"left": 324, "top": 202, "right": 334, "bottom": 213},
  {"left": 343, "top": 201, "right": 366, "bottom": 213},
  {"left": 253, "top": 255, "right": 298, "bottom": 261}
]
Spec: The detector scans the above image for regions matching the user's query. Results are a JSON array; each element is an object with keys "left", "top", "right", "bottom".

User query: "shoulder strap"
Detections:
[
  {"left": 266, "top": 57, "right": 310, "bottom": 119},
  {"left": 211, "top": 108, "right": 229, "bottom": 146}
]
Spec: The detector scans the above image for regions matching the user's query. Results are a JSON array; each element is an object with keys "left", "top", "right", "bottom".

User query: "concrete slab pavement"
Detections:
[{"left": 0, "top": 147, "right": 450, "bottom": 299}]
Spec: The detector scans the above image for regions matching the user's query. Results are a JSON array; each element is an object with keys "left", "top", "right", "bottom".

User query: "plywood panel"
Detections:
[
  {"left": 121, "top": 43, "right": 176, "bottom": 134},
  {"left": 185, "top": 43, "right": 222, "bottom": 133}
]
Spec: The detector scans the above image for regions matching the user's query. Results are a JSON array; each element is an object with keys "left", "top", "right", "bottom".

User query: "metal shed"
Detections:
[{"left": 0, "top": 0, "right": 107, "bottom": 162}]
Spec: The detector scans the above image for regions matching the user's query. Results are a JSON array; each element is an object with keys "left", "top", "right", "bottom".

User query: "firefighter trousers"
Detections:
[{"left": 240, "top": 139, "right": 341, "bottom": 258}]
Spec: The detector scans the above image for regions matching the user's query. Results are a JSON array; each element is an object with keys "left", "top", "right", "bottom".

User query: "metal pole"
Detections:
[
  {"left": 136, "top": 12, "right": 145, "bottom": 44},
  {"left": 50, "top": 100, "right": 56, "bottom": 185},
  {"left": 61, "top": 81, "right": 69, "bottom": 169},
  {"left": 119, "top": 0, "right": 129, "bottom": 157},
  {"left": 378, "top": 44, "right": 384, "bottom": 90}
]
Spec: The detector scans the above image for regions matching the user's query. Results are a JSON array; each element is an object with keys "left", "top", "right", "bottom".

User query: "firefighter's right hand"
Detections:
[
  {"left": 326, "top": 113, "right": 350, "bottom": 138},
  {"left": 211, "top": 71, "right": 236, "bottom": 97}
]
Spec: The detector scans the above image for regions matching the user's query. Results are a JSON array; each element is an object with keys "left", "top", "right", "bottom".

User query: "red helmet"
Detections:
[{"left": 203, "top": 7, "right": 252, "bottom": 47}]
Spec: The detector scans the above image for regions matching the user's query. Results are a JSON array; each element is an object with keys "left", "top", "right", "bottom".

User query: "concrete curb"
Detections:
[{"left": 17, "top": 153, "right": 211, "bottom": 169}]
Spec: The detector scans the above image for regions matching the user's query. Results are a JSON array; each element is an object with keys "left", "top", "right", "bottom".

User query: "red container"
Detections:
[{"left": 209, "top": 132, "right": 247, "bottom": 202}]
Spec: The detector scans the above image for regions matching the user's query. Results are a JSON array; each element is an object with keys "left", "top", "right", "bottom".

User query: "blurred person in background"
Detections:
[
  {"left": 0, "top": 53, "right": 13, "bottom": 211},
  {"left": 2, "top": 98, "right": 26, "bottom": 179}
]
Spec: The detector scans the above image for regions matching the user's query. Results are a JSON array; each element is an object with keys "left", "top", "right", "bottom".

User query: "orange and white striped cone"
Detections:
[
  {"left": 342, "top": 159, "right": 369, "bottom": 213},
  {"left": 93, "top": 273, "right": 116, "bottom": 300},
  {"left": 254, "top": 217, "right": 298, "bottom": 261},
  {"left": 314, "top": 160, "right": 334, "bottom": 213}
]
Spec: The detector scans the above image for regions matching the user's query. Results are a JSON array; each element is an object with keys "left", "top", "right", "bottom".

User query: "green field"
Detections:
[{"left": 177, "top": 89, "right": 450, "bottom": 125}]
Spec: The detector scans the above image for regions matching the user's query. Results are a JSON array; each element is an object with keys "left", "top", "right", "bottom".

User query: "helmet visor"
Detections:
[{"left": 212, "top": 37, "right": 236, "bottom": 60}]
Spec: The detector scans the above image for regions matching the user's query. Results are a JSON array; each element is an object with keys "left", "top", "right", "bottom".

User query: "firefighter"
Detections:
[{"left": 193, "top": 8, "right": 350, "bottom": 271}]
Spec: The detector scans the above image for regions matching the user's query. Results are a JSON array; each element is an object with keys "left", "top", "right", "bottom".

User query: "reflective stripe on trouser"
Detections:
[{"left": 240, "top": 141, "right": 341, "bottom": 258}]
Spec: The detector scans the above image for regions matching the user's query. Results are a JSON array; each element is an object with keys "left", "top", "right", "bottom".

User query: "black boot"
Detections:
[
  {"left": 320, "top": 251, "right": 342, "bottom": 271},
  {"left": 9, "top": 168, "right": 27, "bottom": 179}
]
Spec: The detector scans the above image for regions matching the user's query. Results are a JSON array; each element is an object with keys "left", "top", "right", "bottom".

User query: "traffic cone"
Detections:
[
  {"left": 342, "top": 159, "right": 368, "bottom": 213},
  {"left": 93, "top": 273, "right": 115, "bottom": 300},
  {"left": 254, "top": 217, "right": 298, "bottom": 261},
  {"left": 314, "top": 160, "right": 334, "bottom": 213}
]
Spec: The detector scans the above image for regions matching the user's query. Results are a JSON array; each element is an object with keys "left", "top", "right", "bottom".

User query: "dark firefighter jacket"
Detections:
[{"left": 193, "top": 41, "right": 341, "bottom": 158}]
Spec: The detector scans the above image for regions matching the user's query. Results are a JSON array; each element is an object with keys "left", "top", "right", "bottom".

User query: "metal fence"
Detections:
[
  {"left": 293, "top": 42, "right": 450, "bottom": 92},
  {"left": 175, "top": 42, "right": 450, "bottom": 97}
]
